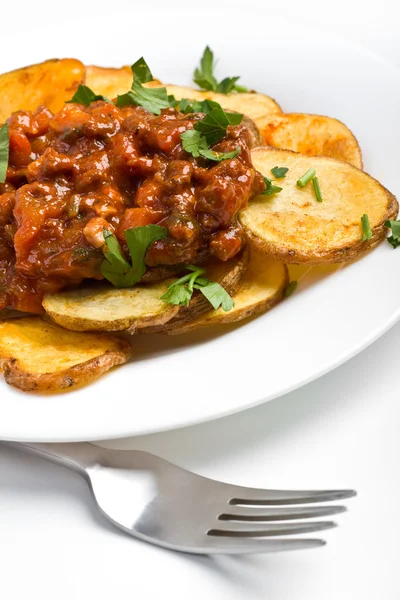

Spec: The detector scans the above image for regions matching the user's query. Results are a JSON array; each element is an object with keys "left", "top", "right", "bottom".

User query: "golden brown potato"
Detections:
[
  {"left": 85, "top": 65, "right": 162, "bottom": 99},
  {"left": 0, "top": 59, "right": 84, "bottom": 121},
  {"left": 141, "top": 249, "right": 249, "bottom": 334},
  {"left": 164, "top": 85, "right": 282, "bottom": 121},
  {"left": 170, "top": 253, "right": 288, "bottom": 335},
  {"left": 257, "top": 113, "right": 363, "bottom": 168},
  {"left": 0, "top": 317, "right": 132, "bottom": 392},
  {"left": 42, "top": 280, "right": 180, "bottom": 333},
  {"left": 240, "top": 147, "right": 398, "bottom": 264}
]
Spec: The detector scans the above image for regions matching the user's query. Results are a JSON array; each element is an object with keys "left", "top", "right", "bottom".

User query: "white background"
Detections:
[{"left": 1, "top": 1, "right": 400, "bottom": 598}]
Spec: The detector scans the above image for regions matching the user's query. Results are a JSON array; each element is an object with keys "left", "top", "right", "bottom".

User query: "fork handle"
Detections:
[{"left": 4, "top": 442, "right": 102, "bottom": 474}]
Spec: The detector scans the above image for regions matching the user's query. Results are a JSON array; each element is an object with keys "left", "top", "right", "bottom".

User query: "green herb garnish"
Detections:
[
  {"left": 181, "top": 129, "right": 240, "bottom": 162},
  {"left": 0, "top": 123, "right": 9, "bottom": 183},
  {"left": 101, "top": 225, "right": 168, "bottom": 287},
  {"left": 312, "top": 176, "right": 323, "bottom": 202},
  {"left": 297, "top": 168, "right": 316, "bottom": 188},
  {"left": 193, "top": 46, "right": 247, "bottom": 94},
  {"left": 194, "top": 107, "right": 242, "bottom": 145},
  {"left": 179, "top": 98, "right": 220, "bottom": 114},
  {"left": 262, "top": 176, "right": 282, "bottom": 196},
  {"left": 161, "top": 265, "right": 234, "bottom": 311},
  {"left": 116, "top": 57, "right": 171, "bottom": 115},
  {"left": 67, "top": 85, "right": 110, "bottom": 106},
  {"left": 284, "top": 280, "right": 298, "bottom": 297},
  {"left": 271, "top": 166, "right": 288, "bottom": 179},
  {"left": 361, "top": 214, "right": 372, "bottom": 241},
  {"left": 385, "top": 219, "right": 400, "bottom": 248},
  {"left": 181, "top": 106, "right": 243, "bottom": 161}
]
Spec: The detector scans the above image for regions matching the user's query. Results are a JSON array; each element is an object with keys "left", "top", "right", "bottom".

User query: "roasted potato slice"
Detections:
[
  {"left": 240, "top": 148, "right": 398, "bottom": 264},
  {"left": 42, "top": 280, "right": 180, "bottom": 333},
  {"left": 257, "top": 113, "right": 363, "bottom": 168},
  {"left": 85, "top": 65, "right": 162, "bottom": 99},
  {"left": 170, "top": 253, "right": 288, "bottom": 335},
  {"left": 0, "top": 317, "right": 132, "bottom": 392},
  {"left": 0, "top": 59, "right": 84, "bottom": 121},
  {"left": 164, "top": 85, "right": 282, "bottom": 121},
  {"left": 141, "top": 249, "right": 249, "bottom": 334}
]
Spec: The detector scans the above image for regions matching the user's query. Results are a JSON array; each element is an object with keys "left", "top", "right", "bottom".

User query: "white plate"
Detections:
[{"left": 1, "top": 11, "right": 399, "bottom": 441}]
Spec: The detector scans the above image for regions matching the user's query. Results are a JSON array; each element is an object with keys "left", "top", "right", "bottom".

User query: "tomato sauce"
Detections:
[{"left": 0, "top": 101, "right": 265, "bottom": 313}]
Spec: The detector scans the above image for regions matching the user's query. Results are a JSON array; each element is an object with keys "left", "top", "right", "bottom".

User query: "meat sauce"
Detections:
[{"left": 0, "top": 101, "right": 265, "bottom": 313}]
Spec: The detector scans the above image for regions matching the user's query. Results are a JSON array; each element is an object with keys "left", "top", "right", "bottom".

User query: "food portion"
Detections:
[
  {"left": 0, "top": 64, "right": 263, "bottom": 314},
  {"left": 0, "top": 47, "right": 398, "bottom": 393},
  {"left": 42, "top": 280, "right": 180, "bottom": 332},
  {"left": 0, "top": 59, "right": 85, "bottom": 122},
  {"left": 241, "top": 147, "right": 398, "bottom": 264},
  {"left": 0, "top": 317, "right": 132, "bottom": 392},
  {"left": 256, "top": 113, "right": 363, "bottom": 168},
  {"left": 169, "top": 252, "right": 288, "bottom": 335}
]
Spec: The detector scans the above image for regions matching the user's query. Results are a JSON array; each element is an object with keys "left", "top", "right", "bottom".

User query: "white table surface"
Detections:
[{"left": 1, "top": 1, "right": 400, "bottom": 598}]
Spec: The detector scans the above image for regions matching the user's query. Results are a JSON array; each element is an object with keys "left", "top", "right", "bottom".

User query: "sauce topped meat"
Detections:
[{"left": 0, "top": 101, "right": 265, "bottom": 313}]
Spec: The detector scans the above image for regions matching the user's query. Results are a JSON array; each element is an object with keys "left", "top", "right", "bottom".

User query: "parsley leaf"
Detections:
[
  {"left": 179, "top": 98, "right": 221, "bottom": 114},
  {"left": 284, "top": 281, "right": 298, "bottom": 297},
  {"left": 385, "top": 219, "right": 400, "bottom": 248},
  {"left": 271, "top": 166, "right": 288, "bottom": 179},
  {"left": 101, "top": 225, "right": 168, "bottom": 288},
  {"left": 194, "top": 107, "right": 243, "bottom": 145},
  {"left": 193, "top": 46, "right": 218, "bottom": 91},
  {"left": 198, "top": 147, "right": 241, "bottom": 162},
  {"left": 67, "top": 85, "right": 109, "bottom": 106},
  {"left": 180, "top": 130, "right": 208, "bottom": 158},
  {"left": 194, "top": 279, "right": 235, "bottom": 311},
  {"left": 116, "top": 57, "right": 170, "bottom": 115},
  {"left": 161, "top": 266, "right": 234, "bottom": 311},
  {"left": 262, "top": 176, "right": 282, "bottom": 196},
  {"left": 361, "top": 214, "right": 372, "bottom": 241},
  {"left": 0, "top": 123, "right": 9, "bottom": 183},
  {"left": 193, "top": 47, "right": 247, "bottom": 94},
  {"left": 131, "top": 57, "right": 153, "bottom": 84},
  {"left": 116, "top": 85, "right": 170, "bottom": 114},
  {"left": 181, "top": 129, "right": 240, "bottom": 162}
]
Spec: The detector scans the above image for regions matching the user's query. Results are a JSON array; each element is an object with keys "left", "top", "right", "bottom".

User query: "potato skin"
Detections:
[
  {"left": 2, "top": 343, "right": 132, "bottom": 393},
  {"left": 257, "top": 113, "right": 363, "bottom": 169},
  {"left": 0, "top": 317, "right": 133, "bottom": 392},
  {"left": 240, "top": 147, "right": 399, "bottom": 265},
  {"left": 0, "top": 59, "right": 84, "bottom": 120}
]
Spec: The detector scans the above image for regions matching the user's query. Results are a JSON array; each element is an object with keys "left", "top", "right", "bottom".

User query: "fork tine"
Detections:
[
  {"left": 219, "top": 505, "right": 347, "bottom": 521},
  {"left": 227, "top": 487, "right": 356, "bottom": 505},
  {"left": 208, "top": 520, "right": 337, "bottom": 537},
  {"left": 202, "top": 537, "right": 327, "bottom": 554}
]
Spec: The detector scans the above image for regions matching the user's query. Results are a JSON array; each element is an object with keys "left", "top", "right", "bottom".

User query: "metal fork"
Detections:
[{"left": 7, "top": 442, "right": 355, "bottom": 554}]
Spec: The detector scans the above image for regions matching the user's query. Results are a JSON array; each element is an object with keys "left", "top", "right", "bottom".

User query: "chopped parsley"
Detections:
[
  {"left": 262, "top": 176, "right": 282, "bottom": 196},
  {"left": 271, "top": 166, "right": 288, "bottom": 179},
  {"left": 0, "top": 123, "right": 9, "bottom": 183},
  {"left": 284, "top": 280, "right": 298, "bottom": 297},
  {"left": 181, "top": 106, "right": 243, "bottom": 161},
  {"left": 67, "top": 85, "right": 109, "bottom": 106},
  {"left": 194, "top": 107, "right": 242, "bottom": 145},
  {"left": 181, "top": 129, "right": 240, "bottom": 162},
  {"left": 385, "top": 219, "right": 400, "bottom": 248},
  {"left": 178, "top": 98, "right": 220, "bottom": 114},
  {"left": 193, "top": 46, "right": 247, "bottom": 93},
  {"left": 101, "top": 225, "right": 168, "bottom": 288},
  {"left": 116, "top": 57, "right": 171, "bottom": 115},
  {"left": 361, "top": 214, "right": 372, "bottom": 241},
  {"left": 161, "top": 265, "right": 234, "bottom": 311}
]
